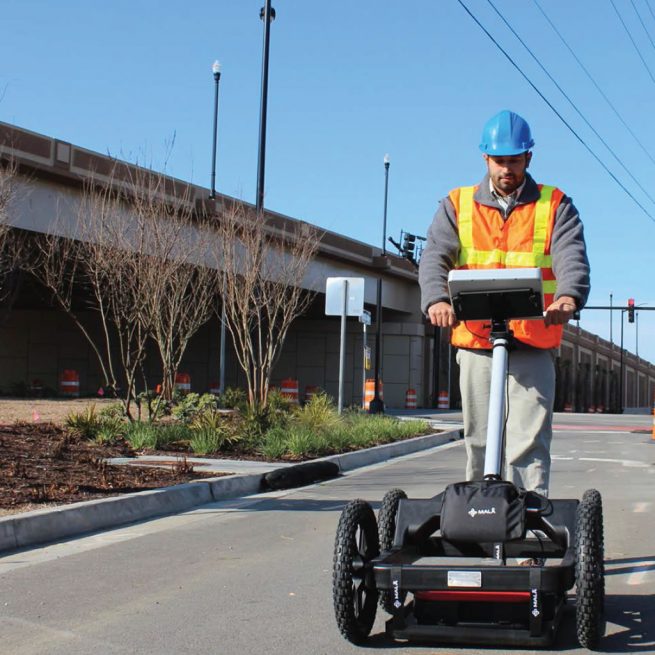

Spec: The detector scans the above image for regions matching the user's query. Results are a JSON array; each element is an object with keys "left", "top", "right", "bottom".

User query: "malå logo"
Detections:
[{"left": 468, "top": 506, "right": 497, "bottom": 518}]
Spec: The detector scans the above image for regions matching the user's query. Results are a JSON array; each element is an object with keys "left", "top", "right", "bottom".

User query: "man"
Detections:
[{"left": 419, "top": 110, "right": 590, "bottom": 497}]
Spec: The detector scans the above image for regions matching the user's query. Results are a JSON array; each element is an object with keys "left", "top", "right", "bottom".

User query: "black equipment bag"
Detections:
[{"left": 440, "top": 480, "right": 527, "bottom": 542}]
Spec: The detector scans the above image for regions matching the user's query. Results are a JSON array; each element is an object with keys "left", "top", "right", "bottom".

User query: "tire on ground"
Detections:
[
  {"left": 575, "top": 488, "right": 605, "bottom": 650},
  {"left": 332, "top": 499, "right": 379, "bottom": 644}
]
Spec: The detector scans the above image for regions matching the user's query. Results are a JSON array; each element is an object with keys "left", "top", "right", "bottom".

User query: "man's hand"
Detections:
[
  {"left": 544, "top": 295, "right": 577, "bottom": 327},
  {"left": 427, "top": 301, "right": 459, "bottom": 328}
]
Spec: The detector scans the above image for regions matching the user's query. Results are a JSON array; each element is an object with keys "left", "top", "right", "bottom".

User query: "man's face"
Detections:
[{"left": 484, "top": 152, "right": 532, "bottom": 195}]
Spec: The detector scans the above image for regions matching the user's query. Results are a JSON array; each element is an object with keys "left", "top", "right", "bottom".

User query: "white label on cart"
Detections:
[{"left": 447, "top": 571, "right": 482, "bottom": 587}]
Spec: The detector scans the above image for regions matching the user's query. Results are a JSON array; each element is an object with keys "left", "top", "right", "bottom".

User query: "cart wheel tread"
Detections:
[
  {"left": 378, "top": 489, "right": 407, "bottom": 614},
  {"left": 333, "top": 499, "right": 379, "bottom": 644},
  {"left": 575, "top": 488, "right": 605, "bottom": 650}
]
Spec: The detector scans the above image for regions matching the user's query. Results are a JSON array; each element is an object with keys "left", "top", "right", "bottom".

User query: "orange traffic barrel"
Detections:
[
  {"left": 209, "top": 381, "right": 221, "bottom": 395},
  {"left": 587, "top": 405, "right": 596, "bottom": 413},
  {"left": 405, "top": 388, "right": 417, "bottom": 409},
  {"left": 437, "top": 391, "right": 449, "bottom": 409},
  {"left": 59, "top": 370, "right": 80, "bottom": 398},
  {"left": 364, "top": 379, "right": 383, "bottom": 410},
  {"left": 304, "top": 385, "right": 319, "bottom": 404},
  {"left": 564, "top": 402, "right": 573, "bottom": 412},
  {"left": 280, "top": 378, "right": 299, "bottom": 404},
  {"left": 174, "top": 373, "right": 191, "bottom": 394}
]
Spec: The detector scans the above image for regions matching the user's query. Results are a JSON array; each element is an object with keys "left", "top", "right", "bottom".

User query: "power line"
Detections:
[
  {"left": 455, "top": 0, "right": 655, "bottom": 224},
  {"left": 630, "top": 0, "right": 655, "bottom": 52},
  {"left": 532, "top": 0, "right": 655, "bottom": 168},
  {"left": 486, "top": 0, "right": 655, "bottom": 207},
  {"left": 609, "top": 0, "right": 655, "bottom": 84},
  {"left": 646, "top": 0, "right": 655, "bottom": 24}
]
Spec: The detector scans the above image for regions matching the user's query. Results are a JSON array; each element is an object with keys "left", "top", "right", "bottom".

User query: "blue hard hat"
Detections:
[{"left": 479, "top": 110, "right": 534, "bottom": 155}]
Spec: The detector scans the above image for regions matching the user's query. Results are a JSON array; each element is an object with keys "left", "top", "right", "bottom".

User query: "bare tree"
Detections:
[
  {"left": 77, "top": 173, "right": 155, "bottom": 418},
  {"left": 125, "top": 169, "right": 218, "bottom": 402},
  {"left": 0, "top": 158, "right": 26, "bottom": 323},
  {"left": 212, "top": 201, "right": 321, "bottom": 408},
  {"left": 30, "top": 228, "right": 118, "bottom": 389}
]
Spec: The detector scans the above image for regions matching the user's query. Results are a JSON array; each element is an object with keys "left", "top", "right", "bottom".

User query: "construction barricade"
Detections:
[
  {"left": 405, "top": 388, "right": 417, "bottom": 409},
  {"left": 364, "top": 379, "right": 383, "bottom": 410},
  {"left": 59, "top": 370, "right": 80, "bottom": 398},
  {"left": 304, "top": 385, "right": 319, "bottom": 404},
  {"left": 280, "top": 378, "right": 299, "bottom": 404},
  {"left": 174, "top": 373, "right": 191, "bottom": 394}
]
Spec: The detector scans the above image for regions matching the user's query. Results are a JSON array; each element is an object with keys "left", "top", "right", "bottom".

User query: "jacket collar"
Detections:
[{"left": 473, "top": 173, "right": 541, "bottom": 208}]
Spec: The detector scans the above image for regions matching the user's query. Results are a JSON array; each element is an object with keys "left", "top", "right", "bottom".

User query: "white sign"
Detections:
[
  {"left": 325, "top": 277, "right": 365, "bottom": 317},
  {"left": 359, "top": 310, "right": 372, "bottom": 325}
]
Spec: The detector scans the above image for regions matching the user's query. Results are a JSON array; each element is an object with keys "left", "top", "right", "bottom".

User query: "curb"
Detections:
[{"left": 0, "top": 427, "right": 462, "bottom": 554}]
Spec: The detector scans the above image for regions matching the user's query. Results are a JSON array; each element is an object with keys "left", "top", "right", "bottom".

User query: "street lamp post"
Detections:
[
  {"left": 209, "top": 60, "right": 227, "bottom": 393},
  {"left": 256, "top": 1, "right": 276, "bottom": 214},
  {"left": 369, "top": 154, "right": 390, "bottom": 414},
  {"left": 210, "top": 60, "right": 221, "bottom": 199}
]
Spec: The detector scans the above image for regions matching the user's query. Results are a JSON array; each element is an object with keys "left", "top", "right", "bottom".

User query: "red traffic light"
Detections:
[{"left": 628, "top": 298, "right": 635, "bottom": 307}]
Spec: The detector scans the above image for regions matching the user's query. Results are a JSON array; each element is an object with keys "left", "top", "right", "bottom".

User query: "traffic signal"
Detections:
[
  {"left": 402, "top": 233, "right": 416, "bottom": 261},
  {"left": 628, "top": 298, "right": 635, "bottom": 323}
]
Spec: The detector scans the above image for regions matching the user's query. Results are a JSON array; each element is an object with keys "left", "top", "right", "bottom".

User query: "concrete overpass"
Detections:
[{"left": 0, "top": 121, "right": 653, "bottom": 410}]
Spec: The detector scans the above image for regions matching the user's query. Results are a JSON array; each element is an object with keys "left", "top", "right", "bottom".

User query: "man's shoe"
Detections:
[{"left": 517, "top": 557, "right": 545, "bottom": 566}]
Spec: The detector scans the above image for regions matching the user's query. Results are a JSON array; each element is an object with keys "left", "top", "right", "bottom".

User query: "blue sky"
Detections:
[{"left": 1, "top": 0, "right": 654, "bottom": 362}]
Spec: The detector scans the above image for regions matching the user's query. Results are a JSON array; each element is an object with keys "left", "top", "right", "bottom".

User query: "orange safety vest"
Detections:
[{"left": 450, "top": 183, "right": 564, "bottom": 350}]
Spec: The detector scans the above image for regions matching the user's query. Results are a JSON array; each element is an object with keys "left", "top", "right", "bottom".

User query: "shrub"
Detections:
[
  {"left": 65, "top": 405, "right": 103, "bottom": 440},
  {"left": 218, "top": 387, "right": 247, "bottom": 411},
  {"left": 293, "top": 393, "right": 340, "bottom": 434},
  {"left": 188, "top": 428, "right": 223, "bottom": 455},
  {"left": 171, "top": 392, "right": 218, "bottom": 422},
  {"left": 94, "top": 416, "right": 125, "bottom": 444},
  {"left": 98, "top": 403, "right": 125, "bottom": 420},
  {"left": 157, "top": 423, "right": 191, "bottom": 448},
  {"left": 190, "top": 408, "right": 224, "bottom": 431},
  {"left": 240, "top": 397, "right": 290, "bottom": 440},
  {"left": 259, "top": 426, "right": 289, "bottom": 460},
  {"left": 124, "top": 422, "right": 160, "bottom": 450}
]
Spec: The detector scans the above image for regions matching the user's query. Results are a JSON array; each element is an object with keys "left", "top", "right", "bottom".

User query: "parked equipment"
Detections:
[{"left": 332, "top": 268, "right": 605, "bottom": 649}]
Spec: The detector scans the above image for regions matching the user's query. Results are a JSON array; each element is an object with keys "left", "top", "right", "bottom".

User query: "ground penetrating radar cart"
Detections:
[{"left": 332, "top": 268, "right": 605, "bottom": 649}]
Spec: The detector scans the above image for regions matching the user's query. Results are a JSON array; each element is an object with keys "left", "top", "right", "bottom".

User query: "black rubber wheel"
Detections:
[
  {"left": 575, "top": 488, "right": 605, "bottom": 650},
  {"left": 378, "top": 488, "right": 407, "bottom": 614},
  {"left": 332, "top": 499, "right": 379, "bottom": 644}
]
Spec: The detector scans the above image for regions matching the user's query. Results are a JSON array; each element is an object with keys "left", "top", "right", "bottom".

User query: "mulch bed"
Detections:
[{"left": 0, "top": 422, "right": 221, "bottom": 515}]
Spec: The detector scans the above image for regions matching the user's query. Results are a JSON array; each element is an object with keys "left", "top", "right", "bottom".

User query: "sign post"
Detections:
[
  {"left": 359, "top": 310, "right": 371, "bottom": 408},
  {"left": 326, "top": 277, "right": 365, "bottom": 413}
]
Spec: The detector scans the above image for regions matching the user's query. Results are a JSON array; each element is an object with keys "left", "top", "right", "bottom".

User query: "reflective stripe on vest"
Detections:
[{"left": 458, "top": 184, "right": 556, "bottom": 295}]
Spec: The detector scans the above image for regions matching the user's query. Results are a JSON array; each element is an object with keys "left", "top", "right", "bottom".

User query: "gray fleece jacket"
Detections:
[{"left": 418, "top": 173, "right": 591, "bottom": 314}]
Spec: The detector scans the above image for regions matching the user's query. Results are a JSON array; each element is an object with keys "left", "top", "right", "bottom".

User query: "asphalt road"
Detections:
[{"left": 1, "top": 412, "right": 654, "bottom": 655}]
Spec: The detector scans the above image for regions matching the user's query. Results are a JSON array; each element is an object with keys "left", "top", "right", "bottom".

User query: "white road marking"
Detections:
[
  {"left": 579, "top": 457, "right": 650, "bottom": 468},
  {"left": 634, "top": 502, "right": 651, "bottom": 513}
]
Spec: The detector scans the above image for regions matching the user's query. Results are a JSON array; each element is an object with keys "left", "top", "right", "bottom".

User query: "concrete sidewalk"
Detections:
[{"left": 0, "top": 421, "right": 463, "bottom": 555}]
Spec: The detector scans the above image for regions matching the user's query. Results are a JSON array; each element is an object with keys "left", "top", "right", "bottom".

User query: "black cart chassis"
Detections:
[{"left": 370, "top": 496, "right": 579, "bottom": 647}]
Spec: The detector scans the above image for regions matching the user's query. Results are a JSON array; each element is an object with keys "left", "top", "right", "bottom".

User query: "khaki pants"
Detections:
[{"left": 456, "top": 347, "right": 556, "bottom": 495}]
